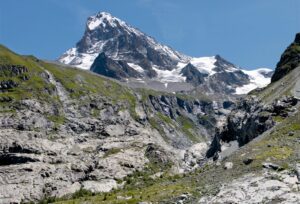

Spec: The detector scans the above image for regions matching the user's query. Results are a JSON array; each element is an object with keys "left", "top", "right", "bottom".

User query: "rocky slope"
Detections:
[
  {"left": 201, "top": 34, "right": 300, "bottom": 203},
  {"left": 50, "top": 34, "right": 300, "bottom": 204},
  {"left": 59, "top": 12, "right": 273, "bottom": 95},
  {"left": 0, "top": 45, "right": 233, "bottom": 203}
]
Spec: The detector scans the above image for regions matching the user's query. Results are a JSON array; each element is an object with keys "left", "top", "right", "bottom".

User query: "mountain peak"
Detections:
[
  {"left": 59, "top": 12, "right": 272, "bottom": 95},
  {"left": 87, "top": 11, "right": 123, "bottom": 30},
  {"left": 59, "top": 11, "right": 187, "bottom": 70}
]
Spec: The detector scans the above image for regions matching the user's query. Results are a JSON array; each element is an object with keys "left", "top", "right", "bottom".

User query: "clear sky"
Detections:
[{"left": 0, "top": 0, "right": 299, "bottom": 69}]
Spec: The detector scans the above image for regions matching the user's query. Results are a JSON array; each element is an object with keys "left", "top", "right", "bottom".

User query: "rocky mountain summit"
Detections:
[
  {"left": 59, "top": 12, "right": 273, "bottom": 95},
  {"left": 59, "top": 12, "right": 188, "bottom": 71}
]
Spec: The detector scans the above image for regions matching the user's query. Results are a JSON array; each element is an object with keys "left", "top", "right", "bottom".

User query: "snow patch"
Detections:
[
  {"left": 190, "top": 56, "right": 217, "bottom": 76},
  {"left": 153, "top": 66, "right": 186, "bottom": 83},
  {"left": 87, "top": 12, "right": 118, "bottom": 30},
  {"left": 88, "top": 18, "right": 102, "bottom": 30},
  {"left": 59, "top": 48, "right": 77, "bottom": 64},
  {"left": 127, "top": 63, "right": 144, "bottom": 73},
  {"left": 235, "top": 68, "right": 272, "bottom": 94}
]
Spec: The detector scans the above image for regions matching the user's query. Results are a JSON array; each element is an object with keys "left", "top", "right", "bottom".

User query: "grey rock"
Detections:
[
  {"left": 207, "top": 96, "right": 298, "bottom": 158},
  {"left": 243, "top": 158, "right": 254, "bottom": 165},
  {"left": 263, "top": 163, "right": 284, "bottom": 171},
  {"left": 224, "top": 162, "right": 233, "bottom": 170},
  {"left": 82, "top": 180, "right": 117, "bottom": 193},
  {"left": 199, "top": 169, "right": 300, "bottom": 203}
]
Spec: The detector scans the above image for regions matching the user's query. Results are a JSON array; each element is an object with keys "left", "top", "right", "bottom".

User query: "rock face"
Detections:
[
  {"left": 207, "top": 96, "right": 298, "bottom": 158},
  {"left": 0, "top": 65, "right": 29, "bottom": 92},
  {"left": 272, "top": 33, "right": 300, "bottom": 82},
  {"left": 90, "top": 53, "right": 144, "bottom": 80},
  {"left": 59, "top": 12, "right": 187, "bottom": 71},
  {"left": 0, "top": 78, "right": 163, "bottom": 203},
  {"left": 59, "top": 12, "right": 273, "bottom": 95},
  {"left": 180, "top": 63, "right": 208, "bottom": 86}
]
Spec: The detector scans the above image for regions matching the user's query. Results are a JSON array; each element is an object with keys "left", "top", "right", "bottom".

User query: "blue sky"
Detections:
[{"left": 0, "top": 0, "right": 299, "bottom": 69}]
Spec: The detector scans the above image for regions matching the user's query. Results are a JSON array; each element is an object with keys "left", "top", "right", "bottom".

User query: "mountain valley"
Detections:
[{"left": 0, "top": 11, "right": 299, "bottom": 204}]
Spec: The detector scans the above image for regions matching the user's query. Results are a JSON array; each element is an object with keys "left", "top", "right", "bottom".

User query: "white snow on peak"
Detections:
[
  {"left": 189, "top": 56, "right": 240, "bottom": 75},
  {"left": 189, "top": 56, "right": 217, "bottom": 76},
  {"left": 153, "top": 66, "right": 186, "bottom": 83},
  {"left": 60, "top": 11, "right": 188, "bottom": 70},
  {"left": 87, "top": 12, "right": 119, "bottom": 30},
  {"left": 88, "top": 17, "right": 102, "bottom": 30},
  {"left": 59, "top": 47, "right": 98, "bottom": 70},
  {"left": 87, "top": 12, "right": 144, "bottom": 38},
  {"left": 59, "top": 48, "right": 77, "bottom": 64},
  {"left": 176, "top": 56, "right": 227, "bottom": 76},
  {"left": 235, "top": 68, "right": 273, "bottom": 94}
]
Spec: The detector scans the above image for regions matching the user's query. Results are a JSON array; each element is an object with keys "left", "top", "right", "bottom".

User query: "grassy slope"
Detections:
[
  {"left": 0, "top": 45, "right": 138, "bottom": 118},
  {"left": 0, "top": 44, "right": 207, "bottom": 144},
  {"left": 0, "top": 45, "right": 56, "bottom": 106},
  {"left": 0, "top": 44, "right": 204, "bottom": 136}
]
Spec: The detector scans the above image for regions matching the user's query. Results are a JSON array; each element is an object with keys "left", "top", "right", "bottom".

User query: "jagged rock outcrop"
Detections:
[
  {"left": 0, "top": 64, "right": 28, "bottom": 76},
  {"left": 144, "top": 93, "right": 222, "bottom": 147},
  {"left": 0, "top": 65, "right": 29, "bottom": 92},
  {"left": 180, "top": 63, "right": 208, "bottom": 86},
  {"left": 90, "top": 53, "right": 144, "bottom": 80},
  {"left": 207, "top": 96, "right": 298, "bottom": 158},
  {"left": 59, "top": 12, "right": 187, "bottom": 71},
  {"left": 272, "top": 33, "right": 300, "bottom": 82}
]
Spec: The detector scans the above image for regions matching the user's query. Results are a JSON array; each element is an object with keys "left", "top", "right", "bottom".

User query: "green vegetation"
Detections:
[
  {"left": 178, "top": 116, "right": 200, "bottom": 142},
  {"left": 273, "top": 115, "right": 285, "bottom": 123},
  {"left": 149, "top": 112, "right": 202, "bottom": 143},
  {"left": 103, "top": 148, "right": 122, "bottom": 158},
  {"left": 71, "top": 189, "right": 95, "bottom": 199},
  {"left": 0, "top": 45, "right": 138, "bottom": 120},
  {"left": 0, "top": 45, "right": 56, "bottom": 107},
  {"left": 290, "top": 123, "right": 300, "bottom": 131},
  {"left": 255, "top": 145, "right": 293, "bottom": 160},
  {"left": 47, "top": 114, "right": 66, "bottom": 130},
  {"left": 271, "top": 41, "right": 300, "bottom": 83},
  {"left": 39, "top": 61, "right": 138, "bottom": 119},
  {"left": 157, "top": 112, "right": 174, "bottom": 125},
  {"left": 148, "top": 116, "right": 169, "bottom": 142}
]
